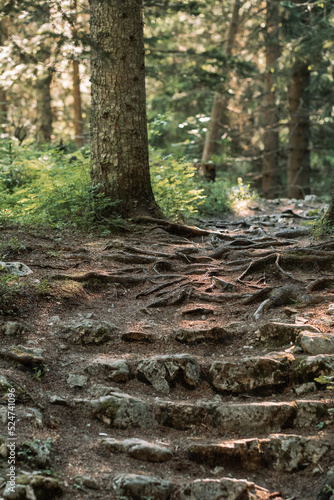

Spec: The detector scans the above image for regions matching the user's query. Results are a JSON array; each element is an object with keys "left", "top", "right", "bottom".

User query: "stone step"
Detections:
[
  {"left": 73, "top": 391, "right": 327, "bottom": 434},
  {"left": 99, "top": 433, "right": 329, "bottom": 473},
  {"left": 112, "top": 473, "right": 278, "bottom": 500},
  {"left": 187, "top": 433, "right": 329, "bottom": 472},
  {"left": 83, "top": 352, "right": 334, "bottom": 395}
]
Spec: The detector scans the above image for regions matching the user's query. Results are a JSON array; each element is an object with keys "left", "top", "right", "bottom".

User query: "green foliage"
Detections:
[
  {"left": 150, "top": 152, "right": 206, "bottom": 220},
  {"left": 197, "top": 177, "right": 231, "bottom": 215},
  {"left": 315, "top": 373, "right": 334, "bottom": 389},
  {"left": 0, "top": 140, "right": 123, "bottom": 232}
]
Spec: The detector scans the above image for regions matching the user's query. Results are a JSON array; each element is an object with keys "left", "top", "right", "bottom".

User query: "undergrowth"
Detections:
[{"left": 0, "top": 140, "right": 255, "bottom": 229}]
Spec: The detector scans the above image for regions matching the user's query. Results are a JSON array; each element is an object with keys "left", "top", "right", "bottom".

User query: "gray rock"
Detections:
[
  {"left": 113, "top": 473, "right": 172, "bottom": 500},
  {"left": 73, "top": 475, "right": 99, "bottom": 489},
  {"left": 299, "top": 331, "right": 334, "bottom": 355},
  {"left": 76, "top": 392, "right": 157, "bottom": 429},
  {"left": 1, "top": 322, "right": 27, "bottom": 336},
  {"left": 210, "top": 354, "right": 291, "bottom": 393},
  {"left": 101, "top": 437, "right": 172, "bottom": 462},
  {"left": 257, "top": 322, "right": 321, "bottom": 346},
  {"left": 176, "top": 478, "right": 258, "bottom": 500},
  {"left": 19, "top": 439, "right": 53, "bottom": 468},
  {"left": 293, "top": 354, "right": 334, "bottom": 383},
  {"left": 57, "top": 318, "right": 118, "bottom": 345},
  {"left": 3, "top": 473, "right": 63, "bottom": 499},
  {"left": 294, "top": 382, "right": 317, "bottom": 395},
  {"left": 174, "top": 326, "right": 231, "bottom": 345},
  {"left": 0, "top": 261, "right": 32, "bottom": 276},
  {"left": 137, "top": 354, "right": 200, "bottom": 394},
  {"left": 18, "top": 407, "right": 44, "bottom": 428},
  {"left": 188, "top": 434, "right": 329, "bottom": 472},
  {"left": 85, "top": 357, "right": 130, "bottom": 382},
  {"left": 214, "top": 401, "right": 296, "bottom": 435},
  {"left": 158, "top": 401, "right": 211, "bottom": 430},
  {"left": 267, "top": 434, "right": 329, "bottom": 472},
  {"left": 326, "top": 304, "right": 334, "bottom": 316},
  {"left": 66, "top": 374, "right": 88, "bottom": 388},
  {"left": 293, "top": 400, "right": 326, "bottom": 427}
]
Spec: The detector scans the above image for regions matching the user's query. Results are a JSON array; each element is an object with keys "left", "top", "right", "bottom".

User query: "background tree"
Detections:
[
  {"left": 201, "top": 0, "right": 242, "bottom": 168},
  {"left": 262, "top": 0, "right": 280, "bottom": 199}
]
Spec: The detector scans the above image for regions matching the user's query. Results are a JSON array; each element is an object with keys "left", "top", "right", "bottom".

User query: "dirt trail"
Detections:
[{"left": 0, "top": 197, "right": 334, "bottom": 500}]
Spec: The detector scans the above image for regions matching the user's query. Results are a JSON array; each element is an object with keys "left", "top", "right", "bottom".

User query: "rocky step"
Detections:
[
  {"left": 82, "top": 352, "right": 334, "bottom": 395},
  {"left": 72, "top": 390, "right": 328, "bottom": 435},
  {"left": 99, "top": 433, "right": 329, "bottom": 472},
  {"left": 112, "top": 473, "right": 279, "bottom": 500}
]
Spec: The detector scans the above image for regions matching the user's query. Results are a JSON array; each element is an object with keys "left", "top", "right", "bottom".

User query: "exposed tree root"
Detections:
[{"left": 132, "top": 216, "right": 232, "bottom": 239}]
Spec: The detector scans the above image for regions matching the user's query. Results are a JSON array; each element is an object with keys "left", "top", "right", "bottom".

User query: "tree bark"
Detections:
[
  {"left": 262, "top": 0, "right": 281, "bottom": 199},
  {"left": 322, "top": 177, "right": 334, "bottom": 227},
  {"left": 89, "top": 0, "right": 161, "bottom": 218},
  {"left": 287, "top": 62, "right": 311, "bottom": 199},
  {"left": 35, "top": 69, "right": 52, "bottom": 144},
  {"left": 72, "top": 0, "right": 85, "bottom": 147},
  {"left": 0, "top": 19, "right": 8, "bottom": 134},
  {"left": 35, "top": 5, "right": 52, "bottom": 144},
  {"left": 201, "top": 0, "right": 242, "bottom": 166},
  {"left": 72, "top": 60, "right": 84, "bottom": 147}
]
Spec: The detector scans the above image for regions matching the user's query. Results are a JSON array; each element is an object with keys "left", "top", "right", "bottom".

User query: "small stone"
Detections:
[
  {"left": 326, "top": 304, "right": 334, "bottom": 316},
  {"left": 121, "top": 331, "right": 153, "bottom": 342},
  {"left": 1, "top": 321, "right": 27, "bottom": 336},
  {"left": 67, "top": 374, "right": 88, "bottom": 388},
  {"left": 0, "top": 261, "right": 32, "bottom": 276},
  {"left": 294, "top": 382, "right": 317, "bottom": 395},
  {"left": 57, "top": 318, "right": 119, "bottom": 345},
  {"left": 101, "top": 437, "right": 173, "bottom": 462},
  {"left": 113, "top": 473, "right": 172, "bottom": 500},
  {"left": 86, "top": 358, "right": 130, "bottom": 382},
  {"left": 74, "top": 475, "right": 99, "bottom": 489}
]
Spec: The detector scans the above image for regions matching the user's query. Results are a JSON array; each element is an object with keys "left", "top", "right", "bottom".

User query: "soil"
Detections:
[{"left": 0, "top": 196, "right": 334, "bottom": 500}]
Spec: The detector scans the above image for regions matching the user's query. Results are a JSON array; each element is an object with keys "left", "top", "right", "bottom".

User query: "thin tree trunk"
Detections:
[
  {"left": 72, "top": 0, "right": 84, "bottom": 147},
  {"left": 89, "top": 0, "right": 161, "bottom": 218},
  {"left": 287, "top": 62, "right": 311, "bottom": 199},
  {"left": 36, "top": 72, "right": 52, "bottom": 144},
  {"left": 262, "top": 0, "right": 280, "bottom": 199},
  {"left": 201, "top": 0, "right": 241, "bottom": 165},
  {"left": 72, "top": 60, "right": 84, "bottom": 147},
  {"left": 0, "top": 20, "right": 8, "bottom": 134},
  {"left": 322, "top": 177, "right": 334, "bottom": 227},
  {"left": 35, "top": 5, "right": 52, "bottom": 144}
]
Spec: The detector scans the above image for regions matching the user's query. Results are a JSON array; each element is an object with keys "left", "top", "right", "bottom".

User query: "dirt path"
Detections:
[{"left": 0, "top": 197, "right": 334, "bottom": 499}]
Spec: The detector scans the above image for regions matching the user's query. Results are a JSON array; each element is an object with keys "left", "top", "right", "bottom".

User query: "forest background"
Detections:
[{"left": 0, "top": 0, "right": 334, "bottom": 230}]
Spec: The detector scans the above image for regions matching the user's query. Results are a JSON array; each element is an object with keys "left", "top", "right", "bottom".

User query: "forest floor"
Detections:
[{"left": 1, "top": 196, "right": 334, "bottom": 500}]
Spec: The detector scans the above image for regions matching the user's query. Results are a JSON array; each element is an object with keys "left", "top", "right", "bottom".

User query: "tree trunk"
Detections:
[
  {"left": 89, "top": 0, "right": 162, "bottom": 218},
  {"left": 262, "top": 0, "right": 280, "bottom": 199},
  {"left": 201, "top": 0, "right": 241, "bottom": 166},
  {"left": 36, "top": 70, "right": 52, "bottom": 144},
  {"left": 72, "top": 60, "right": 84, "bottom": 147},
  {"left": 72, "top": 0, "right": 84, "bottom": 147},
  {"left": 287, "top": 62, "right": 311, "bottom": 199},
  {"left": 0, "top": 19, "right": 8, "bottom": 134},
  {"left": 35, "top": 5, "right": 52, "bottom": 145},
  {"left": 322, "top": 177, "right": 334, "bottom": 227}
]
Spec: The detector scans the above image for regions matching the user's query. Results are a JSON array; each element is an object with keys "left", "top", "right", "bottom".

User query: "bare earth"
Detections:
[{"left": 0, "top": 196, "right": 334, "bottom": 500}]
